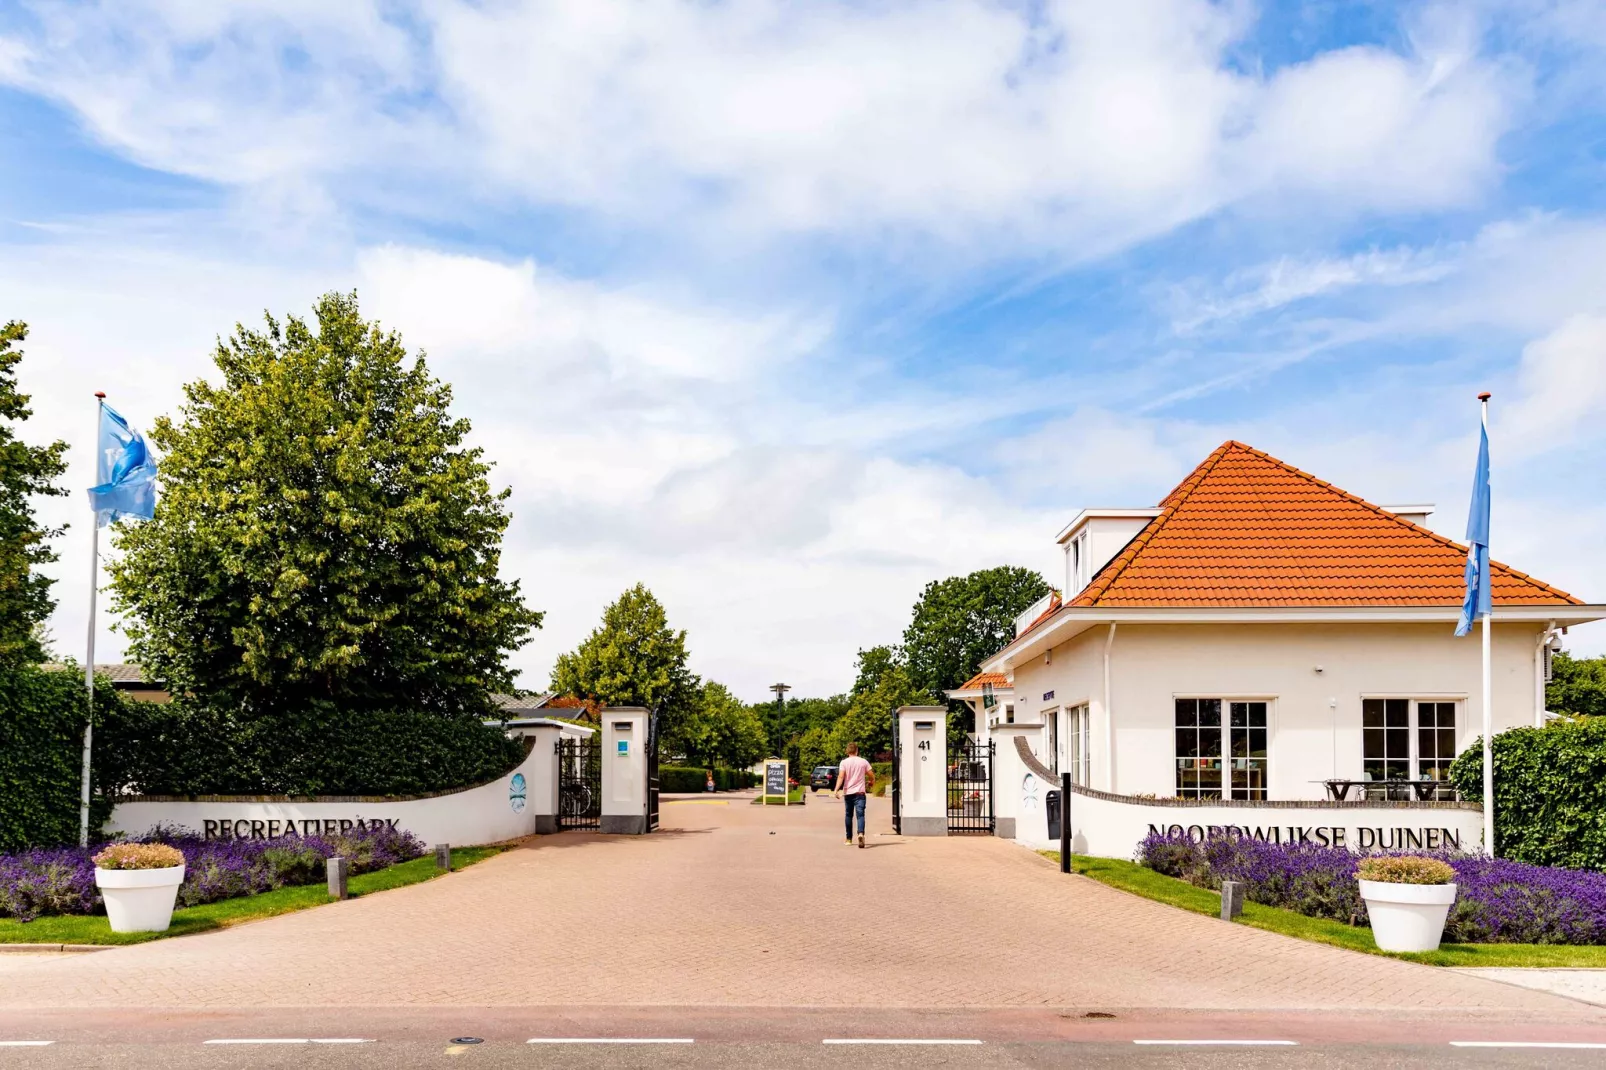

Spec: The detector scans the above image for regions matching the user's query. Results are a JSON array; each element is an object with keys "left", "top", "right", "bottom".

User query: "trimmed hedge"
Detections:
[
  {"left": 659, "top": 766, "right": 760, "bottom": 793},
  {"left": 0, "top": 666, "right": 126, "bottom": 853},
  {"left": 94, "top": 697, "right": 527, "bottom": 799},
  {"left": 1450, "top": 720, "right": 1606, "bottom": 869}
]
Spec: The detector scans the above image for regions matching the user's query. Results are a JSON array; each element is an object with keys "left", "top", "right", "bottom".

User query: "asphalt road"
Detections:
[{"left": 4, "top": 1006, "right": 1606, "bottom": 1068}]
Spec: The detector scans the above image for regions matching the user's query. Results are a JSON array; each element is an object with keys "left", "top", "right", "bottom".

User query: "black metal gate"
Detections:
[
  {"left": 646, "top": 707, "right": 661, "bottom": 831},
  {"left": 947, "top": 738, "right": 994, "bottom": 834},
  {"left": 556, "top": 736, "right": 600, "bottom": 830}
]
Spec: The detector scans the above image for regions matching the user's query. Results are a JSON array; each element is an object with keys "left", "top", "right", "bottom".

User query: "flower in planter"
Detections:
[
  {"left": 91, "top": 843, "right": 184, "bottom": 870},
  {"left": 1357, "top": 856, "right": 1454, "bottom": 885}
]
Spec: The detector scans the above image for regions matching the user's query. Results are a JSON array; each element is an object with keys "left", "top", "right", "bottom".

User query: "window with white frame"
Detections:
[
  {"left": 1070, "top": 532, "right": 1089, "bottom": 591},
  {"left": 1363, "top": 698, "right": 1457, "bottom": 797},
  {"left": 1043, "top": 708, "right": 1060, "bottom": 775},
  {"left": 1175, "top": 698, "right": 1269, "bottom": 800},
  {"left": 1066, "top": 703, "right": 1091, "bottom": 786}
]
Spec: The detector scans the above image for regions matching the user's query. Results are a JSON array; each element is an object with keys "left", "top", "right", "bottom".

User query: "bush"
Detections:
[
  {"left": 659, "top": 766, "right": 758, "bottom": 793},
  {"left": 0, "top": 823, "right": 423, "bottom": 921},
  {"left": 0, "top": 666, "right": 128, "bottom": 852},
  {"left": 1357, "top": 856, "right": 1454, "bottom": 885},
  {"left": 91, "top": 843, "right": 184, "bottom": 870},
  {"left": 95, "top": 698, "right": 526, "bottom": 798},
  {"left": 1450, "top": 720, "right": 1606, "bottom": 868}
]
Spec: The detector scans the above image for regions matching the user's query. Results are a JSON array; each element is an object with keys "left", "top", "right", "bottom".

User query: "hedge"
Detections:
[
  {"left": 94, "top": 697, "right": 528, "bottom": 799},
  {"left": 659, "top": 766, "right": 760, "bottom": 793},
  {"left": 0, "top": 666, "right": 126, "bottom": 853},
  {"left": 1450, "top": 719, "right": 1606, "bottom": 869}
]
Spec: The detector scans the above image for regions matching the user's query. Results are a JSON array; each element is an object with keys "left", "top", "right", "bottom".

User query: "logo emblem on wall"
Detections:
[
  {"left": 1020, "top": 773, "right": 1039, "bottom": 812},
  {"left": 509, "top": 773, "right": 527, "bottom": 814}
]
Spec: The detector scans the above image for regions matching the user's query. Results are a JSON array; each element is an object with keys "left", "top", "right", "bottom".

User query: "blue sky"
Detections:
[{"left": 2, "top": 0, "right": 1603, "bottom": 698}]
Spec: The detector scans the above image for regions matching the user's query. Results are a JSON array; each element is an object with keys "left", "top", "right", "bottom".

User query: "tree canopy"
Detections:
[
  {"left": 902, "top": 565, "right": 1053, "bottom": 699},
  {"left": 108, "top": 292, "right": 541, "bottom": 716},
  {"left": 0, "top": 321, "right": 67, "bottom": 668},
  {"left": 550, "top": 582, "right": 700, "bottom": 733},
  {"left": 672, "top": 681, "right": 768, "bottom": 769},
  {"left": 1550, "top": 651, "right": 1606, "bottom": 719}
]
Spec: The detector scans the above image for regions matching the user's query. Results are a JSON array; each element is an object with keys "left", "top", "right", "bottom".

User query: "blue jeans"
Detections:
[{"left": 843, "top": 792, "right": 866, "bottom": 838}]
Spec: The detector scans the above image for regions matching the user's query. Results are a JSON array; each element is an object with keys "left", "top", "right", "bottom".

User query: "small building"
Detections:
[
  {"left": 43, "top": 663, "right": 171, "bottom": 703},
  {"left": 980, "top": 440, "right": 1604, "bottom": 805}
]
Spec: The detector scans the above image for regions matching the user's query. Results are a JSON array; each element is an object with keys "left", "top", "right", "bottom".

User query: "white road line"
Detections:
[
  {"left": 203, "top": 1039, "right": 374, "bottom": 1045},
  {"left": 0, "top": 1041, "right": 53, "bottom": 1047},
  {"left": 823, "top": 1039, "right": 984, "bottom": 1045},
  {"left": 1451, "top": 1041, "right": 1606, "bottom": 1049},
  {"left": 526, "top": 1038, "right": 694, "bottom": 1045},
  {"left": 1134, "top": 1039, "right": 1298, "bottom": 1046}
]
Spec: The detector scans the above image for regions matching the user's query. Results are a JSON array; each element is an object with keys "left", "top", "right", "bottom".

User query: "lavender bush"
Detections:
[
  {"left": 1137, "top": 830, "right": 1606, "bottom": 944},
  {"left": 0, "top": 824, "right": 423, "bottom": 922}
]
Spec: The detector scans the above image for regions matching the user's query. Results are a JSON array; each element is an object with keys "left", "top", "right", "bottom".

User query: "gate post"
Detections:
[
  {"left": 601, "top": 707, "right": 650, "bottom": 835},
  {"left": 527, "top": 724, "right": 565, "bottom": 835},
  {"left": 896, "top": 706, "right": 948, "bottom": 836}
]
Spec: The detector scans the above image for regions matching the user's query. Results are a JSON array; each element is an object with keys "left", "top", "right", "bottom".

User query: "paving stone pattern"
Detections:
[{"left": 0, "top": 794, "right": 1593, "bottom": 1013}]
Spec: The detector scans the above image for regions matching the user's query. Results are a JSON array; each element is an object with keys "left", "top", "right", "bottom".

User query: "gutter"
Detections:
[{"left": 1103, "top": 623, "right": 1117, "bottom": 794}]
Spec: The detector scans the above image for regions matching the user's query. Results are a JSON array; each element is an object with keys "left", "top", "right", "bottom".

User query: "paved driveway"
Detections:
[{"left": 0, "top": 792, "right": 1594, "bottom": 1015}]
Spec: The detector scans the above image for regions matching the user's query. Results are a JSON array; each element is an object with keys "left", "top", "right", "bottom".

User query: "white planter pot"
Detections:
[
  {"left": 1359, "top": 879, "right": 1456, "bottom": 953},
  {"left": 95, "top": 864, "right": 185, "bottom": 933}
]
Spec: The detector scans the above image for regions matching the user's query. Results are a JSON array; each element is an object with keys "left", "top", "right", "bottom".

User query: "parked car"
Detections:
[{"left": 810, "top": 765, "right": 838, "bottom": 791}]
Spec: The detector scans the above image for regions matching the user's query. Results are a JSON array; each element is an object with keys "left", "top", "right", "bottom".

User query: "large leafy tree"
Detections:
[
  {"left": 1550, "top": 651, "right": 1606, "bottom": 719},
  {"left": 830, "top": 645, "right": 928, "bottom": 760},
  {"left": 902, "top": 566, "right": 1052, "bottom": 698},
  {"left": 673, "top": 681, "right": 768, "bottom": 769},
  {"left": 109, "top": 292, "right": 541, "bottom": 715},
  {"left": 0, "top": 322, "right": 68, "bottom": 667},
  {"left": 551, "top": 582, "right": 700, "bottom": 732}
]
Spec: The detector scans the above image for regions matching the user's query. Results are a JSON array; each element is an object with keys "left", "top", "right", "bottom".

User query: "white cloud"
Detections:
[
  {"left": 1500, "top": 314, "right": 1606, "bottom": 453},
  {"left": 0, "top": 0, "right": 1519, "bottom": 254}
]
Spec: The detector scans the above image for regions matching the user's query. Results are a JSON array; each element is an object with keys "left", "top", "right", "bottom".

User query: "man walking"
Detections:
[{"left": 834, "top": 743, "right": 875, "bottom": 848}]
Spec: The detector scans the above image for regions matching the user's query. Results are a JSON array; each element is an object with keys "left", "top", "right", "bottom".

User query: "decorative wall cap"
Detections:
[{"left": 1010, "top": 735, "right": 1477, "bottom": 811}]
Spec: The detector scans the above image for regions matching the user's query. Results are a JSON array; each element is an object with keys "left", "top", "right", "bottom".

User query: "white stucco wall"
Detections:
[
  {"left": 107, "top": 741, "right": 549, "bottom": 847},
  {"left": 1008, "top": 621, "right": 1546, "bottom": 800}
]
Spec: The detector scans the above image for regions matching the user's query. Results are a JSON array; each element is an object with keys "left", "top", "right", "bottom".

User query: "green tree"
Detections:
[
  {"left": 551, "top": 582, "right": 700, "bottom": 736},
  {"left": 676, "top": 681, "right": 768, "bottom": 769},
  {"left": 796, "top": 724, "right": 836, "bottom": 778},
  {"left": 108, "top": 292, "right": 540, "bottom": 715},
  {"left": 0, "top": 321, "right": 68, "bottom": 667},
  {"left": 831, "top": 648, "right": 930, "bottom": 759},
  {"left": 759, "top": 693, "right": 849, "bottom": 758},
  {"left": 852, "top": 644, "right": 901, "bottom": 696},
  {"left": 902, "top": 566, "right": 1052, "bottom": 700},
  {"left": 1549, "top": 651, "right": 1606, "bottom": 719}
]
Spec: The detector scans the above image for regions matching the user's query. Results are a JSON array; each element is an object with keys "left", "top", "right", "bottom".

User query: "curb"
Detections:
[{"left": 0, "top": 943, "right": 112, "bottom": 954}]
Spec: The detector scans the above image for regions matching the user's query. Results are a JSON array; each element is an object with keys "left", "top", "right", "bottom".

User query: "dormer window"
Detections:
[{"left": 1071, "top": 531, "right": 1088, "bottom": 592}]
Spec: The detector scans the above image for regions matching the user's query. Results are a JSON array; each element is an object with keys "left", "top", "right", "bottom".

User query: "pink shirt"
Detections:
[{"left": 838, "top": 755, "right": 872, "bottom": 795}]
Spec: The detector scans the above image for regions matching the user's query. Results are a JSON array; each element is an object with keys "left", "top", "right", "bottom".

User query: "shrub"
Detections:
[
  {"left": 1450, "top": 720, "right": 1606, "bottom": 868},
  {"left": 1136, "top": 831, "right": 1205, "bottom": 880},
  {"left": 0, "top": 666, "right": 128, "bottom": 852},
  {"left": 1357, "top": 856, "right": 1455, "bottom": 885},
  {"left": 659, "top": 766, "right": 758, "bottom": 792},
  {"left": 91, "top": 843, "right": 184, "bottom": 870}
]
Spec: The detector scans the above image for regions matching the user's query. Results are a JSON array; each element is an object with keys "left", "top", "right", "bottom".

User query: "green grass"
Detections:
[
  {"left": 753, "top": 787, "right": 806, "bottom": 805},
  {"left": 0, "top": 846, "right": 505, "bottom": 947},
  {"left": 1042, "top": 851, "right": 1606, "bottom": 968}
]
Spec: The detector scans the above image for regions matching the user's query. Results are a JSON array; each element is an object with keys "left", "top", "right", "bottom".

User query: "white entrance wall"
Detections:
[
  {"left": 601, "top": 707, "right": 649, "bottom": 835},
  {"left": 896, "top": 706, "right": 948, "bottom": 836},
  {"left": 1006, "top": 621, "right": 1547, "bottom": 800},
  {"left": 989, "top": 723, "right": 1044, "bottom": 841}
]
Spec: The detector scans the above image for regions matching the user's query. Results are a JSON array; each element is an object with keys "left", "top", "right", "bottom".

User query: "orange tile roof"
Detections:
[
  {"left": 1070, "top": 441, "right": 1582, "bottom": 608},
  {"left": 956, "top": 671, "right": 1011, "bottom": 692}
]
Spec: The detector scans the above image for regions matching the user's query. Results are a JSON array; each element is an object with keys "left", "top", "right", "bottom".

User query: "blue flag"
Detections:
[
  {"left": 1455, "top": 420, "right": 1491, "bottom": 636},
  {"left": 86, "top": 404, "right": 157, "bottom": 526}
]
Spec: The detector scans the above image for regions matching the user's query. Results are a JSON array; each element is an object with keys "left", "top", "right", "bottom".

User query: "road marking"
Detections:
[
  {"left": 1451, "top": 1041, "right": 1606, "bottom": 1049},
  {"left": 526, "top": 1038, "right": 694, "bottom": 1044},
  {"left": 1134, "top": 1039, "right": 1298, "bottom": 1046},
  {"left": 823, "top": 1039, "right": 984, "bottom": 1045},
  {"left": 0, "top": 1041, "right": 53, "bottom": 1047},
  {"left": 203, "top": 1039, "right": 374, "bottom": 1045}
]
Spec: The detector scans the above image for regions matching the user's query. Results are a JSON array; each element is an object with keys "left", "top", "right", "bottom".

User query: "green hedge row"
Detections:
[
  {"left": 0, "top": 666, "right": 126, "bottom": 853},
  {"left": 1450, "top": 719, "right": 1606, "bottom": 868},
  {"left": 659, "top": 766, "right": 760, "bottom": 793},
  {"left": 94, "top": 698, "right": 527, "bottom": 799}
]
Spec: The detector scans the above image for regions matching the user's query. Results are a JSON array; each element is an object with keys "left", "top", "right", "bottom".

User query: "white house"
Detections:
[{"left": 972, "top": 441, "right": 1604, "bottom": 854}]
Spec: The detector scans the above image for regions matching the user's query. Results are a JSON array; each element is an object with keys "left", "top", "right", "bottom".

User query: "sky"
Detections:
[{"left": 2, "top": 0, "right": 1603, "bottom": 701}]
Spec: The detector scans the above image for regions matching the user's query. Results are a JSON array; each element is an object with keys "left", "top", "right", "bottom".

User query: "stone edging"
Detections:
[{"left": 1009, "top": 735, "right": 1477, "bottom": 811}]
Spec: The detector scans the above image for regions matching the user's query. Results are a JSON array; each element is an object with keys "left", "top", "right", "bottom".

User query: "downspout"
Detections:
[
  {"left": 1103, "top": 623, "right": 1117, "bottom": 793},
  {"left": 1535, "top": 620, "right": 1557, "bottom": 728}
]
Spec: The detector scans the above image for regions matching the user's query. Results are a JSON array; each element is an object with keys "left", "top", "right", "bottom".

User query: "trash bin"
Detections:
[{"left": 1046, "top": 789, "right": 1062, "bottom": 842}]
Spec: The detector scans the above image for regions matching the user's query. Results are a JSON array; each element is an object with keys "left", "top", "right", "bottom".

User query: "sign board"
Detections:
[{"left": 764, "top": 759, "right": 790, "bottom": 806}]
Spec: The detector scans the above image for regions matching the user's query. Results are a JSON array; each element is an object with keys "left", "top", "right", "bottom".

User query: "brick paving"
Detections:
[{"left": 0, "top": 793, "right": 1594, "bottom": 1013}]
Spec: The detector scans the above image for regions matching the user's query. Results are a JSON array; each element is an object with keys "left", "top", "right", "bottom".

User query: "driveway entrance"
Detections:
[{"left": 0, "top": 792, "right": 1593, "bottom": 1015}]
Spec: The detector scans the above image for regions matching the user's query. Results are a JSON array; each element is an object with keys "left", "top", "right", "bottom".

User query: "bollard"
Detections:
[
  {"left": 326, "top": 856, "right": 349, "bottom": 901},
  {"left": 1059, "top": 773, "right": 1072, "bottom": 874},
  {"left": 434, "top": 843, "right": 451, "bottom": 871},
  {"left": 1220, "top": 880, "right": 1244, "bottom": 921}
]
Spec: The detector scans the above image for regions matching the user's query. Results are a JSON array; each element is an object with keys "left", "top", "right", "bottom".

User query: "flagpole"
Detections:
[
  {"left": 78, "top": 392, "right": 105, "bottom": 849},
  {"left": 1479, "top": 391, "right": 1494, "bottom": 858}
]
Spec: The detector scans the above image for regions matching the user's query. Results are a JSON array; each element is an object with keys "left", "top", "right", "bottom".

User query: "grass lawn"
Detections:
[
  {"left": 0, "top": 846, "right": 505, "bottom": 947},
  {"left": 1042, "top": 851, "right": 1606, "bottom": 969},
  {"left": 753, "top": 787, "right": 806, "bottom": 805}
]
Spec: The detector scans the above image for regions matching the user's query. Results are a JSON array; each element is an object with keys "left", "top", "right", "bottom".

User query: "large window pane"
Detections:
[
  {"left": 1200, "top": 699, "right": 1221, "bottom": 727},
  {"left": 1179, "top": 697, "right": 1265, "bottom": 799}
]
